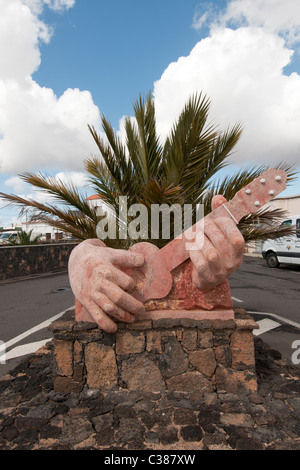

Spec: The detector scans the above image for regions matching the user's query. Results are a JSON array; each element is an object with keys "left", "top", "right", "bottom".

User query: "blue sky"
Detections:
[
  {"left": 34, "top": 0, "right": 214, "bottom": 125},
  {"left": 0, "top": 0, "right": 300, "bottom": 227}
]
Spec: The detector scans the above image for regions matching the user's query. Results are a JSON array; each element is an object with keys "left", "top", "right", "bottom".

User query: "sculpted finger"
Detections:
[
  {"left": 202, "top": 237, "right": 222, "bottom": 271},
  {"left": 214, "top": 217, "right": 245, "bottom": 257},
  {"left": 100, "top": 279, "right": 145, "bottom": 315},
  {"left": 191, "top": 224, "right": 222, "bottom": 270},
  {"left": 211, "top": 194, "right": 244, "bottom": 256},
  {"left": 191, "top": 266, "right": 220, "bottom": 291},
  {"left": 190, "top": 235, "right": 225, "bottom": 289},
  {"left": 189, "top": 250, "right": 214, "bottom": 285},
  {"left": 204, "top": 220, "right": 227, "bottom": 251},
  {"left": 189, "top": 249, "right": 207, "bottom": 275},
  {"left": 192, "top": 265, "right": 208, "bottom": 290},
  {"left": 85, "top": 300, "right": 117, "bottom": 333},
  {"left": 97, "top": 264, "right": 135, "bottom": 292},
  {"left": 204, "top": 220, "right": 235, "bottom": 270},
  {"left": 212, "top": 195, "right": 227, "bottom": 211},
  {"left": 92, "top": 292, "right": 134, "bottom": 324},
  {"left": 108, "top": 248, "right": 145, "bottom": 268}
]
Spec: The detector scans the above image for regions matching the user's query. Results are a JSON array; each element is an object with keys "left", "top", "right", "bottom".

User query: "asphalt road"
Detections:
[
  {"left": 0, "top": 271, "right": 75, "bottom": 376},
  {"left": 0, "top": 255, "right": 299, "bottom": 377},
  {"left": 229, "top": 255, "right": 300, "bottom": 364},
  {"left": 230, "top": 255, "right": 300, "bottom": 324}
]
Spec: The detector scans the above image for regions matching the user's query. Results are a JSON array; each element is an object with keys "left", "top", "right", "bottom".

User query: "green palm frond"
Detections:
[
  {"left": 8, "top": 229, "right": 42, "bottom": 246},
  {"left": 238, "top": 207, "right": 296, "bottom": 243},
  {"left": 242, "top": 224, "right": 296, "bottom": 244},
  {"left": 198, "top": 123, "right": 243, "bottom": 188},
  {"left": 161, "top": 93, "right": 243, "bottom": 205},
  {"left": 133, "top": 92, "right": 163, "bottom": 179},
  {"left": 137, "top": 180, "right": 183, "bottom": 207},
  {"left": 124, "top": 116, "right": 145, "bottom": 183},
  {"left": 88, "top": 124, "right": 129, "bottom": 196},
  {"left": 19, "top": 172, "right": 96, "bottom": 220},
  {"left": 161, "top": 93, "right": 213, "bottom": 184},
  {"left": 85, "top": 156, "right": 119, "bottom": 208},
  {"left": 0, "top": 191, "right": 98, "bottom": 241}
]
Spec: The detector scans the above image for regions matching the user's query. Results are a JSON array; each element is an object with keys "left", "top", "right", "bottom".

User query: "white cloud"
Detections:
[
  {"left": 1, "top": 0, "right": 300, "bottom": 190},
  {"left": 0, "top": 197, "right": 7, "bottom": 210},
  {"left": 3, "top": 174, "right": 55, "bottom": 210},
  {"left": 221, "top": 0, "right": 300, "bottom": 46},
  {"left": 4, "top": 176, "right": 28, "bottom": 194},
  {"left": 154, "top": 3, "right": 300, "bottom": 168},
  {"left": 117, "top": 115, "right": 138, "bottom": 150},
  {"left": 0, "top": 80, "right": 101, "bottom": 173},
  {"left": 0, "top": 0, "right": 101, "bottom": 175},
  {"left": 0, "top": 0, "right": 51, "bottom": 82},
  {"left": 23, "top": 0, "right": 75, "bottom": 15},
  {"left": 5, "top": 171, "right": 88, "bottom": 194},
  {"left": 18, "top": 190, "right": 55, "bottom": 205},
  {"left": 0, "top": 168, "right": 90, "bottom": 230},
  {"left": 53, "top": 171, "right": 88, "bottom": 188},
  {"left": 192, "top": 2, "right": 218, "bottom": 31}
]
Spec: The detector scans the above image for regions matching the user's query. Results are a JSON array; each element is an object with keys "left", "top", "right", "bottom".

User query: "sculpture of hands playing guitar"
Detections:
[{"left": 68, "top": 169, "right": 287, "bottom": 332}]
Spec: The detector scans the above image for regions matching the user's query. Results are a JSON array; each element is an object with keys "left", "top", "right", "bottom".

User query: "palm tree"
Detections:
[
  {"left": 8, "top": 229, "right": 42, "bottom": 246},
  {"left": 0, "top": 92, "right": 297, "bottom": 247}
]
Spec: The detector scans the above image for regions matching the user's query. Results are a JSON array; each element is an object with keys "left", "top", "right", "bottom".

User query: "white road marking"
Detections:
[
  {"left": 253, "top": 318, "right": 281, "bottom": 336},
  {"left": 231, "top": 296, "right": 244, "bottom": 303},
  {"left": 248, "top": 311, "right": 300, "bottom": 330},
  {"left": 0, "top": 339, "right": 52, "bottom": 362},
  {"left": 0, "top": 306, "right": 74, "bottom": 355}
]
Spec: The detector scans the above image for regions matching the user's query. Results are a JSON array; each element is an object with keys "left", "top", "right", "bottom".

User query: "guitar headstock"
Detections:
[{"left": 225, "top": 168, "right": 287, "bottom": 222}]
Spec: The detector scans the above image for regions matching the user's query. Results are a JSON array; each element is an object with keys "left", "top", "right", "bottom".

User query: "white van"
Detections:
[
  {"left": 0, "top": 231, "right": 19, "bottom": 245},
  {"left": 262, "top": 215, "right": 300, "bottom": 267}
]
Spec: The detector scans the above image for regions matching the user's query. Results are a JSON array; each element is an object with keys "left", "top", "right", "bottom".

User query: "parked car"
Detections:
[
  {"left": 0, "top": 231, "right": 19, "bottom": 245},
  {"left": 262, "top": 215, "right": 300, "bottom": 267}
]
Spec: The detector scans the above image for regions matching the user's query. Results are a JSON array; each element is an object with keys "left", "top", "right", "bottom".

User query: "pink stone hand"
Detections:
[
  {"left": 68, "top": 239, "right": 145, "bottom": 332},
  {"left": 189, "top": 195, "right": 245, "bottom": 291}
]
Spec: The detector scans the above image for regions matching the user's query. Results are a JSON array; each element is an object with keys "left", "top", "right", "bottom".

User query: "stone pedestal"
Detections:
[{"left": 49, "top": 308, "right": 259, "bottom": 397}]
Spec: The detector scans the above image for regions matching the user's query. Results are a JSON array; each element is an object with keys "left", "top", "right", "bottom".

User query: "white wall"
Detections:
[
  {"left": 21, "top": 223, "right": 62, "bottom": 240},
  {"left": 263, "top": 195, "right": 300, "bottom": 217}
]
